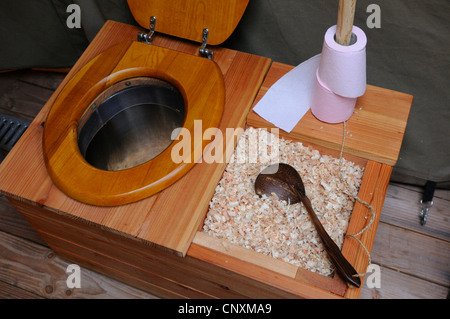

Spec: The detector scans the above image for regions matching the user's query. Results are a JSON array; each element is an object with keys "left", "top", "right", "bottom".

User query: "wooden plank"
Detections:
[
  {"left": 370, "top": 222, "right": 450, "bottom": 286},
  {"left": 393, "top": 182, "right": 450, "bottom": 202},
  {"left": 434, "top": 188, "right": 450, "bottom": 201},
  {"left": 380, "top": 184, "right": 450, "bottom": 241},
  {"left": 18, "top": 71, "right": 65, "bottom": 91},
  {"left": 193, "top": 231, "right": 298, "bottom": 279},
  {"left": 343, "top": 162, "right": 392, "bottom": 299},
  {"left": 38, "top": 232, "right": 214, "bottom": 299},
  {"left": 193, "top": 232, "right": 347, "bottom": 296},
  {"left": 187, "top": 242, "right": 343, "bottom": 299},
  {"left": 0, "top": 230, "right": 158, "bottom": 299},
  {"left": 0, "top": 281, "right": 44, "bottom": 299},
  {"left": 0, "top": 195, "right": 46, "bottom": 246},
  {"left": 247, "top": 62, "right": 413, "bottom": 166},
  {"left": 0, "top": 70, "right": 64, "bottom": 120},
  {"left": 0, "top": 77, "right": 55, "bottom": 121},
  {"left": 360, "top": 265, "right": 449, "bottom": 299},
  {"left": 0, "top": 70, "right": 23, "bottom": 95}
]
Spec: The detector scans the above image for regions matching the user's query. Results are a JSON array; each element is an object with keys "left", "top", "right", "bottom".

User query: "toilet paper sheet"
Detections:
[{"left": 253, "top": 54, "right": 321, "bottom": 133}]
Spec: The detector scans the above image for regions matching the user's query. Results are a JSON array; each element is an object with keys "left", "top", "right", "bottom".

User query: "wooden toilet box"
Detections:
[{"left": 0, "top": 0, "right": 412, "bottom": 298}]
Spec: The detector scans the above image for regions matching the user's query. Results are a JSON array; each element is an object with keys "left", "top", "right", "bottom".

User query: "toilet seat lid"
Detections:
[{"left": 127, "top": 0, "right": 249, "bottom": 45}]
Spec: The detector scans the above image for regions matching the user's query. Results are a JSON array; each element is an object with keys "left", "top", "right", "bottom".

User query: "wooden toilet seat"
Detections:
[{"left": 43, "top": 40, "right": 225, "bottom": 206}]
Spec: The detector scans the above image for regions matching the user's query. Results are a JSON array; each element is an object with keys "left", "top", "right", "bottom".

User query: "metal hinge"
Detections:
[
  {"left": 199, "top": 28, "right": 214, "bottom": 60},
  {"left": 137, "top": 17, "right": 213, "bottom": 60},
  {"left": 138, "top": 16, "right": 157, "bottom": 44}
]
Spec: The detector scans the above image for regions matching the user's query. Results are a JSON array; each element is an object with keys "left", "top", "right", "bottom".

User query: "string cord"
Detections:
[{"left": 338, "top": 121, "right": 374, "bottom": 277}]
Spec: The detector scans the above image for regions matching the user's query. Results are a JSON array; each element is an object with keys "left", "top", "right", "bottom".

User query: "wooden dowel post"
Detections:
[{"left": 336, "top": 0, "right": 356, "bottom": 46}]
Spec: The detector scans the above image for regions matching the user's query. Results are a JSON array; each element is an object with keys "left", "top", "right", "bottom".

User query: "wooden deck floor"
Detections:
[{"left": 0, "top": 70, "right": 449, "bottom": 299}]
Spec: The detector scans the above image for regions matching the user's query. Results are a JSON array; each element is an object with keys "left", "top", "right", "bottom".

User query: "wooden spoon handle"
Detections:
[{"left": 295, "top": 190, "right": 361, "bottom": 288}]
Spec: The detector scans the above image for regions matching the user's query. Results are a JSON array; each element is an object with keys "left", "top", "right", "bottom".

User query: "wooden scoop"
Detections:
[{"left": 255, "top": 163, "right": 361, "bottom": 288}]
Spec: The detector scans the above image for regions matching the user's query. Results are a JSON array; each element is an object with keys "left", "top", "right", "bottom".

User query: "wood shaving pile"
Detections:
[{"left": 203, "top": 127, "right": 364, "bottom": 276}]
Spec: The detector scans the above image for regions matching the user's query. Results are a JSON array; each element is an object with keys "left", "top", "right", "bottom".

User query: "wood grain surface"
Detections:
[{"left": 247, "top": 62, "right": 413, "bottom": 166}]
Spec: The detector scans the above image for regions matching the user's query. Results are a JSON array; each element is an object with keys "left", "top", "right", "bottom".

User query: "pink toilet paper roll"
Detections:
[
  {"left": 318, "top": 25, "right": 367, "bottom": 98},
  {"left": 311, "top": 69, "right": 357, "bottom": 124}
]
